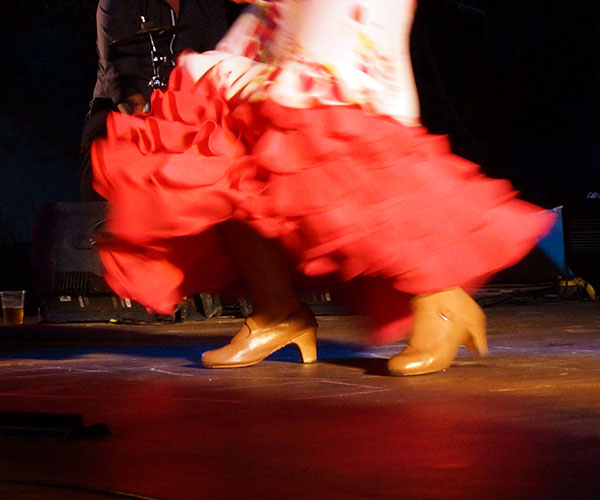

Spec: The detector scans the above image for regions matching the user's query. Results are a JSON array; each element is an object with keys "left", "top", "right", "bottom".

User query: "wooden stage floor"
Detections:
[{"left": 0, "top": 297, "right": 599, "bottom": 499}]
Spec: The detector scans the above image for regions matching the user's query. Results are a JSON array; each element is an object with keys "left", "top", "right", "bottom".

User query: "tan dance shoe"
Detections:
[
  {"left": 201, "top": 303, "right": 318, "bottom": 368},
  {"left": 387, "top": 287, "right": 487, "bottom": 376}
]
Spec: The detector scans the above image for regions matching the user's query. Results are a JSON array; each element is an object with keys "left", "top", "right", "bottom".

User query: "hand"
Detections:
[{"left": 118, "top": 93, "right": 148, "bottom": 115}]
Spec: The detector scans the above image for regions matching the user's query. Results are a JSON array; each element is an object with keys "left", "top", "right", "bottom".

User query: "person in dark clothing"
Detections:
[{"left": 80, "top": 0, "right": 229, "bottom": 200}]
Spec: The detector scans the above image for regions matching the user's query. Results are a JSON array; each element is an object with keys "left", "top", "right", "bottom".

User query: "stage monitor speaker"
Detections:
[
  {"left": 563, "top": 200, "right": 600, "bottom": 284},
  {"left": 31, "top": 202, "right": 208, "bottom": 323}
]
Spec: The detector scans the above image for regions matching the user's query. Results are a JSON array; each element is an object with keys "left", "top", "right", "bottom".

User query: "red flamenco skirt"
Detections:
[{"left": 91, "top": 67, "right": 555, "bottom": 343}]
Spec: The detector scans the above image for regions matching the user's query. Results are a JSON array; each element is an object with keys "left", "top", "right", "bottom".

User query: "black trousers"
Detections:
[{"left": 79, "top": 98, "right": 116, "bottom": 201}]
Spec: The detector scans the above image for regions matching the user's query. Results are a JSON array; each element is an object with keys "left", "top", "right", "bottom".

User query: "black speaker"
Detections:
[
  {"left": 563, "top": 201, "right": 600, "bottom": 284},
  {"left": 559, "top": 147, "right": 600, "bottom": 284},
  {"left": 31, "top": 202, "right": 207, "bottom": 323}
]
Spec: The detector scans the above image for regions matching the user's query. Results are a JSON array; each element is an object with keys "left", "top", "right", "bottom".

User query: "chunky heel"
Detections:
[
  {"left": 464, "top": 311, "right": 488, "bottom": 356},
  {"left": 293, "top": 329, "right": 317, "bottom": 363}
]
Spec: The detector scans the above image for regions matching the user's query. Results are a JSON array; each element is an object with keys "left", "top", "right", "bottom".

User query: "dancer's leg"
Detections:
[{"left": 219, "top": 220, "right": 302, "bottom": 327}]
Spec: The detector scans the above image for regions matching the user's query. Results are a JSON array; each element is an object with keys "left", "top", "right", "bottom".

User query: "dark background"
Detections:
[
  {"left": 412, "top": 0, "right": 600, "bottom": 208},
  {"left": 0, "top": 0, "right": 599, "bottom": 295}
]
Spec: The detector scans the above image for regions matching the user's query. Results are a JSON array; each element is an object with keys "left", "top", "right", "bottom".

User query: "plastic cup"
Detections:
[{"left": 1, "top": 290, "right": 25, "bottom": 325}]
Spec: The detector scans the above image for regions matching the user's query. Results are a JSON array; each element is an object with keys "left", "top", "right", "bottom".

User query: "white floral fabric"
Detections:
[{"left": 179, "top": 0, "right": 420, "bottom": 125}]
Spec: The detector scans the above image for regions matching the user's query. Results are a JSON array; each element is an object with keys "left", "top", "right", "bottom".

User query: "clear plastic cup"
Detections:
[{"left": 1, "top": 290, "right": 25, "bottom": 325}]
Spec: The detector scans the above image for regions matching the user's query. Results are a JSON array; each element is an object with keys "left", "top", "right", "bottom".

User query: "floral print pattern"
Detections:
[{"left": 182, "top": 0, "right": 420, "bottom": 124}]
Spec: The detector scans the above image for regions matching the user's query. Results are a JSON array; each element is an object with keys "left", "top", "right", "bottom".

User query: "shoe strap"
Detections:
[{"left": 244, "top": 316, "right": 260, "bottom": 332}]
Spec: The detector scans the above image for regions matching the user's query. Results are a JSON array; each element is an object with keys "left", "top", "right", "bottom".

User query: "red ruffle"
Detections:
[{"left": 92, "top": 66, "right": 555, "bottom": 343}]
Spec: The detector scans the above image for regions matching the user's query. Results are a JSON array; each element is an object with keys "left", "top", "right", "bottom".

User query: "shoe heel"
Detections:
[
  {"left": 464, "top": 309, "right": 488, "bottom": 355},
  {"left": 293, "top": 329, "right": 317, "bottom": 363}
]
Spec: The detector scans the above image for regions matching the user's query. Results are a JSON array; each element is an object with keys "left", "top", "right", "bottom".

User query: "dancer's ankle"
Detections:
[{"left": 249, "top": 300, "right": 302, "bottom": 328}]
